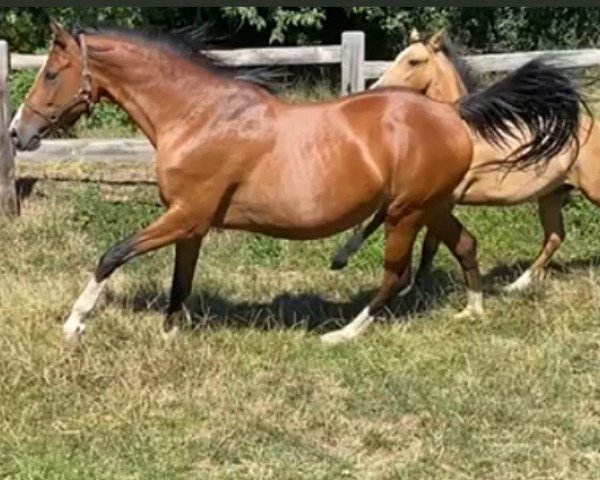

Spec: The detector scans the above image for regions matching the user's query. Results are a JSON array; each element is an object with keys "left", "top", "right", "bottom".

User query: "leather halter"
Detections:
[{"left": 24, "top": 34, "right": 95, "bottom": 128}]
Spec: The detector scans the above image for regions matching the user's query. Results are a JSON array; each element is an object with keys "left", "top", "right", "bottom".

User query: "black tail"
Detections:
[{"left": 458, "top": 57, "right": 591, "bottom": 171}]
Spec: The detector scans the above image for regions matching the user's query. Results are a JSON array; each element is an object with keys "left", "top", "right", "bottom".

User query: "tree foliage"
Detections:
[{"left": 2, "top": 7, "right": 600, "bottom": 57}]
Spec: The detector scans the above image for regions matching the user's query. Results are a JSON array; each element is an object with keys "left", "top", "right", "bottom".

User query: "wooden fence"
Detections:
[{"left": 3, "top": 30, "right": 600, "bottom": 217}]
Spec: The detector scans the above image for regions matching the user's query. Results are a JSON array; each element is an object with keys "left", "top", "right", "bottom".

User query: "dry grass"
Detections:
[
  {"left": 4, "top": 66, "right": 600, "bottom": 480},
  {"left": 0, "top": 176, "right": 599, "bottom": 479}
]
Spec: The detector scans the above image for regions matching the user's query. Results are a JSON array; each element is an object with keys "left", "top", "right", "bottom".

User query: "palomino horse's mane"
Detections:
[
  {"left": 70, "top": 23, "right": 285, "bottom": 94},
  {"left": 418, "top": 32, "right": 478, "bottom": 93}
]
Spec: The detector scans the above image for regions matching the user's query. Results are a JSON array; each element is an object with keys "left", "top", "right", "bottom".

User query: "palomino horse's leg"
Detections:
[
  {"left": 414, "top": 228, "right": 442, "bottom": 282},
  {"left": 321, "top": 210, "right": 424, "bottom": 345},
  {"left": 427, "top": 212, "right": 483, "bottom": 318},
  {"left": 63, "top": 207, "right": 196, "bottom": 344},
  {"left": 330, "top": 206, "right": 386, "bottom": 270},
  {"left": 164, "top": 237, "right": 203, "bottom": 335},
  {"left": 504, "top": 189, "right": 569, "bottom": 292}
]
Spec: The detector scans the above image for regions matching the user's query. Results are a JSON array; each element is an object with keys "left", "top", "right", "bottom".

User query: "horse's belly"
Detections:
[
  {"left": 221, "top": 163, "right": 384, "bottom": 239},
  {"left": 456, "top": 170, "right": 568, "bottom": 205},
  {"left": 222, "top": 183, "right": 383, "bottom": 239}
]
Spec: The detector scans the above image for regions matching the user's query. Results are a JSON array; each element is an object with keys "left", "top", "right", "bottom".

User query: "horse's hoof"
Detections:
[
  {"left": 453, "top": 307, "right": 483, "bottom": 320},
  {"left": 62, "top": 321, "right": 86, "bottom": 346},
  {"left": 330, "top": 255, "right": 348, "bottom": 271},
  {"left": 503, "top": 270, "right": 533, "bottom": 293},
  {"left": 320, "top": 329, "right": 353, "bottom": 346},
  {"left": 161, "top": 325, "right": 180, "bottom": 343}
]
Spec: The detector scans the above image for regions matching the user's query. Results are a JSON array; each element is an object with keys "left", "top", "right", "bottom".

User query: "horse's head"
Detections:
[
  {"left": 10, "top": 18, "right": 96, "bottom": 151},
  {"left": 370, "top": 28, "right": 466, "bottom": 102}
]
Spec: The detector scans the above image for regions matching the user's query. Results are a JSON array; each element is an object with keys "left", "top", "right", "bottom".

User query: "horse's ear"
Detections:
[
  {"left": 429, "top": 29, "right": 446, "bottom": 51},
  {"left": 49, "top": 17, "right": 69, "bottom": 47},
  {"left": 409, "top": 27, "right": 420, "bottom": 44}
]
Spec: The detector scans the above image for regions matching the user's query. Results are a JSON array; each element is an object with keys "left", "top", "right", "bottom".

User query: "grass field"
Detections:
[
  {"left": 1, "top": 172, "right": 600, "bottom": 479},
  {"left": 2, "top": 80, "right": 600, "bottom": 479}
]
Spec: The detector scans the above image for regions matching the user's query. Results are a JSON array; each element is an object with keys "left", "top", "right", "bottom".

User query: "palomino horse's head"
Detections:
[
  {"left": 10, "top": 18, "right": 96, "bottom": 151},
  {"left": 370, "top": 28, "right": 468, "bottom": 102}
]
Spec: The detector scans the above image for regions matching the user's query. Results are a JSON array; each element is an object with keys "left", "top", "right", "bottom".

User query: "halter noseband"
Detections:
[{"left": 24, "top": 33, "right": 95, "bottom": 128}]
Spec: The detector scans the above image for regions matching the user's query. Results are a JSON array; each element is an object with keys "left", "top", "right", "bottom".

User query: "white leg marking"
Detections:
[
  {"left": 504, "top": 269, "right": 533, "bottom": 292},
  {"left": 398, "top": 280, "right": 414, "bottom": 298},
  {"left": 161, "top": 305, "right": 192, "bottom": 343},
  {"left": 454, "top": 290, "right": 484, "bottom": 319},
  {"left": 63, "top": 277, "right": 107, "bottom": 343},
  {"left": 161, "top": 325, "right": 180, "bottom": 343},
  {"left": 466, "top": 290, "right": 484, "bottom": 315},
  {"left": 320, "top": 307, "right": 374, "bottom": 346},
  {"left": 320, "top": 279, "right": 414, "bottom": 346}
]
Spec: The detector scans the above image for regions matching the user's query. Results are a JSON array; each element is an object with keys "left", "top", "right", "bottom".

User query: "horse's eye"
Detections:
[
  {"left": 408, "top": 59, "right": 424, "bottom": 67},
  {"left": 45, "top": 70, "right": 58, "bottom": 81}
]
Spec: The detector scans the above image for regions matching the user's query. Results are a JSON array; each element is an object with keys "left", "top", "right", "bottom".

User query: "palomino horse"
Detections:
[
  {"left": 10, "top": 20, "right": 586, "bottom": 346},
  {"left": 332, "top": 28, "right": 599, "bottom": 309}
]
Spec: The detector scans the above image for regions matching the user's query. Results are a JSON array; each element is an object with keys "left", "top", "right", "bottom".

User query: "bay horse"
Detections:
[
  {"left": 9, "top": 20, "right": 586, "bottom": 346},
  {"left": 332, "top": 28, "right": 599, "bottom": 307}
]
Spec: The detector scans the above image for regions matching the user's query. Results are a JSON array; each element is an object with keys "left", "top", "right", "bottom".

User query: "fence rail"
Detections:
[
  {"left": 10, "top": 46, "right": 344, "bottom": 69},
  {"left": 11, "top": 39, "right": 600, "bottom": 82},
  {"left": 3, "top": 30, "right": 600, "bottom": 217}
]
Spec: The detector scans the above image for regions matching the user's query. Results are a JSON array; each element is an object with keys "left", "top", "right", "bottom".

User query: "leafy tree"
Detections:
[{"left": 3, "top": 7, "right": 600, "bottom": 56}]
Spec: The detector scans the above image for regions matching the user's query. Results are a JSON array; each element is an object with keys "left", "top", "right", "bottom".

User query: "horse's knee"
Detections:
[{"left": 95, "top": 235, "right": 137, "bottom": 281}]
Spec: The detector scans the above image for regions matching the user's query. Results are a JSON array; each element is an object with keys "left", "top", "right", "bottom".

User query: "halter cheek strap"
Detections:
[{"left": 24, "top": 33, "right": 95, "bottom": 128}]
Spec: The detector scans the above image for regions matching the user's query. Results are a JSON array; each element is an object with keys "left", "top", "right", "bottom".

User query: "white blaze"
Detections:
[{"left": 9, "top": 104, "right": 23, "bottom": 132}]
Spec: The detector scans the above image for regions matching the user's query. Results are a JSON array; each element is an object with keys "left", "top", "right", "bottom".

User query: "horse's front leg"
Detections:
[
  {"left": 504, "top": 189, "right": 569, "bottom": 292},
  {"left": 63, "top": 205, "right": 203, "bottom": 344},
  {"left": 63, "top": 171, "right": 233, "bottom": 344},
  {"left": 163, "top": 236, "right": 204, "bottom": 337}
]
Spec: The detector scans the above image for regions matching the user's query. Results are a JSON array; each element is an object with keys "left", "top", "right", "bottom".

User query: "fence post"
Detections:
[
  {"left": 0, "top": 40, "right": 18, "bottom": 218},
  {"left": 341, "top": 31, "right": 365, "bottom": 96}
]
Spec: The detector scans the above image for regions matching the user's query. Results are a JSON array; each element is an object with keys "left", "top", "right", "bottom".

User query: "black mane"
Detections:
[
  {"left": 419, "top": 33, "right": 478, "bottom": 93},
  {"left": 70, "top": 23, "right": 285, "bottom": 94}
]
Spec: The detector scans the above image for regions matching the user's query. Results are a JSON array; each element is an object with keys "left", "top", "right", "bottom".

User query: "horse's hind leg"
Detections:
[
  {"left": 330, "top": 206, "right": 386, "bottom": 270},
  {"left": 426, "top": 212, "right": 483, "bottom": 318},
  {"left": 504, "top": 188, "right": 569, "bottom": 292},
  {"left": 415, "top": 228, "right": 442, "bottom": 283},
  {"left": 321, "top": 209, "right": 424, "bottom": 345}
]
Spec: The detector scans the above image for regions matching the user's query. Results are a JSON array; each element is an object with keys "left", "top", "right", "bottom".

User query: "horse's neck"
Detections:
[
  {"left": 427, "top": 65, "right": 468, "bottom": 103},
  {"left": 88, "top": 39, "right": 227, "bottom": 147}
]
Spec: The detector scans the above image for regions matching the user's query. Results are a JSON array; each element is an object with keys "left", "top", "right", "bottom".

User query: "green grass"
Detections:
[
  {"left": 1, "top": 178, "right": 600, "bottom": 479},
  {"left": 3, "top": 75, "right": 600, "bottom": 479}
]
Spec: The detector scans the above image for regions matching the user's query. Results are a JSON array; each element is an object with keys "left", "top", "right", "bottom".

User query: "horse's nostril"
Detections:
[{"left": 8, "top": 129, "right": 19, "bottom": 147}]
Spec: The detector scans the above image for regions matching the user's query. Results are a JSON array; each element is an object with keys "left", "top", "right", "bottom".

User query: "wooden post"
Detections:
[
  {"left": 0, "top": 40, "right": 19, "bottom": 217},
  {"left": 341, "top": 31, "right": 365, "bottom": 96}
]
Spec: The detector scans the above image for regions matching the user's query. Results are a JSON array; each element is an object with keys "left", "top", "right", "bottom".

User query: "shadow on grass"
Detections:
[
  {"left": 482, "top": 255, "right": 600, "bottom": 289},
  {"left": 108, "top": 268, "right": 458, "bottom": 334},
  {"left": 16, "top": 176, "right": 40, "bottom": 201},
  {"left": 106, "top": 253, "right": 600, "bottom": 336}
]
